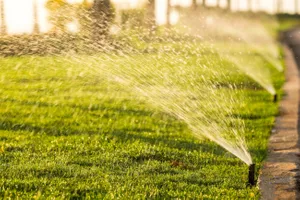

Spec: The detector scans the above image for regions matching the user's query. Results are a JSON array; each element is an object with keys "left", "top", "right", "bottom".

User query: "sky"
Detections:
[{"left": 0, "top": 0, "right": 297, "bottom": 34}]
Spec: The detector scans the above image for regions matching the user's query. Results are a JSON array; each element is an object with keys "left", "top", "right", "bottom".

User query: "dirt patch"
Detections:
[{"left": 259, "top": 44, "right": 300, "bottom": 200}]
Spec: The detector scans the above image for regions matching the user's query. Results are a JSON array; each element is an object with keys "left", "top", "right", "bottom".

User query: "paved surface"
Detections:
[{"left": 259, "top": 29, "right": 300, "bottom": 200}]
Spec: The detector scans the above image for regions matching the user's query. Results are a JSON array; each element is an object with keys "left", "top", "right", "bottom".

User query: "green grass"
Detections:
[
  {"left": 277, "top": 14, "right": 300, "bottom": 32},
  {"left": 0, "top": 31, "right": 284, "bottom": 199}
]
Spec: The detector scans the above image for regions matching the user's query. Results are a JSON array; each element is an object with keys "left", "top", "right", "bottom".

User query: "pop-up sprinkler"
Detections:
[
  {"left": 273, "top": 94, "right": 278, "bottom": 103},
  {"left": 248, "top": 164, "right": 255, "bottom": 186}
]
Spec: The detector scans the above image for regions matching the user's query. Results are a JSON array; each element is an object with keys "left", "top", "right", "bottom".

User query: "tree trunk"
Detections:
[
  {"left": 277, "top": 0, "right": 283, "bottom": 13},
  {"left": 192, "top": 0, "right": 197, "bottom": 9},
  {"left": 203, "top": 0, "right": 206, "bottom": 7},
  {"left": 146, "top": 0, "right": 156, "bottom": 31},
  {"left": 248, "top": 0, "right": 252, "bottom": 11},
  {"left": 0, "top": 0, "right": 6, "bottom": 34},
  {"left": 92, "top": 0, "right": 112, "bottom": 41},
  {"left": 218, "top": 0, "right": 222, "bottom": 8},
  {"left": 33, "top": 0, "right": 40, "bottom": 34},
  {"left": 227, "top": 0, "right": 231, "bottom": 10},
  {"left": 166, "top": 0, "right": 171, "bottom": 27}
]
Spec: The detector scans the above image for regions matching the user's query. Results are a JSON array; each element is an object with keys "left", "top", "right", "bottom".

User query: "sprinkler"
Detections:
[
  {"left": 273, "top": 94, "right": 278, "bottom": 103},
  {"left": 248, "top": 164, "right": 256, "bottom": 186}
]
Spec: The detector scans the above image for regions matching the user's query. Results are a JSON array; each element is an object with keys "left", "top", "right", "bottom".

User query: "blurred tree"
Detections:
[
  {"left": 202, "top": 0, "right": 207, "bottom": 7},
  {"left": 0, "top": 0, "right": 6, "bottom": 34},
  {"left": 76, "top": 0, "right": 93, "bottom": 35},
  {"left": 248, "top": 0, "right": 252, "bottom": 11},
  {"left": 146, "top": 0, "right": 156, "bottom": 32},
  {"left": 166, "top": 0, "right": 171, "bottom": 27},
  {"left": 217, "top": 0, "right": 222, "bottom": 8},
  {"left": 192, "top": 0, "right": 197, "bottom": 9},
  {"left": 226, "top": 0, "right": 231, "bottom": 10},
  {"left": 46, "top": 0, "right": 72, "bottom": 33},
  {"left": 92, "top": 0, "right": 113, "bottom": 40},
  {"left": 33, "top": 0, "right": 40, "bottom": 34},
  {"left": 277, "top": 0, "right": 283, "bottom": 13}
]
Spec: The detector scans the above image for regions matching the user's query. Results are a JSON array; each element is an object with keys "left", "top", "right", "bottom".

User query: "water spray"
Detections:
[{"left": 248, "top": 164, "right": 256, "bottom": 186}]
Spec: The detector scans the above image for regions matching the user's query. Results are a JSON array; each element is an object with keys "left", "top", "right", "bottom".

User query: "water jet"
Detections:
[{"left": 248, "top": 163, "right": 256, "bottom": 186}]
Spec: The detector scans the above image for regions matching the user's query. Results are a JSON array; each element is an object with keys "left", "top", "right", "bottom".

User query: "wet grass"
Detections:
[{"left": 0, "top": 37, "right": 284, "bottom": 199}]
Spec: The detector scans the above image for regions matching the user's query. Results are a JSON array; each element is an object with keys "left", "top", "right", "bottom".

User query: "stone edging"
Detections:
[{"left": 259, "top": 44, "right": 300, "bottom": 200}]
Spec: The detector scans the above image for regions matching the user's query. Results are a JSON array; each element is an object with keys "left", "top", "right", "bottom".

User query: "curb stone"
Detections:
[{"left": 259, "top": 44, "right": 300, "bottom": 200}]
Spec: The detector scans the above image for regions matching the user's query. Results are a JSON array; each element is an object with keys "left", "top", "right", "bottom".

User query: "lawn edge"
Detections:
[{"left": 259, "top": 43, "right": 300, "bottom": 199}]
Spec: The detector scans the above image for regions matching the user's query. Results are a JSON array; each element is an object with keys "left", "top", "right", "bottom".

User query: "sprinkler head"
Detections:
[
  {"left": 273, "top": 94, "right": 278, "bottom": 103},
  {"left": 248, "top": 164, "right": 256, "bottom": 186}
]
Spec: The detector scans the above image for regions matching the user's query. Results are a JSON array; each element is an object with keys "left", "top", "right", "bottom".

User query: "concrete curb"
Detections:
[{"left": 259, "top": 44, "right": 300, "bottom": 200}]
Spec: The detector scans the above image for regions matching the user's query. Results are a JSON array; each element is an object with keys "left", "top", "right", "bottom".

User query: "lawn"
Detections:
[{"left": 0, "top": 16, "right": 284, "bottom": 199}]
